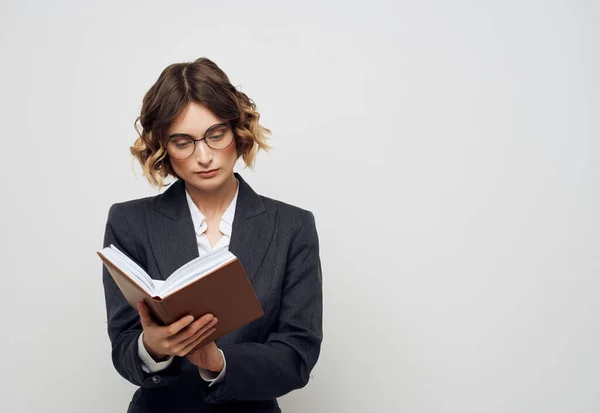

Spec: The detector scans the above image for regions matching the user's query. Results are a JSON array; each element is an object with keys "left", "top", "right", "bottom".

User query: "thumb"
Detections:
[{"left": 137, "top": 301, "right": 155, "bottom": 328}]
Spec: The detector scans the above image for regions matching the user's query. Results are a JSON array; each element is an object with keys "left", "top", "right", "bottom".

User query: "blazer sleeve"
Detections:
[
  {"left": 101, "top": 202, "right": 183, "bottom": 388},
  {"left": 203, "top": 209, "right": 323, "bottom": 403}
]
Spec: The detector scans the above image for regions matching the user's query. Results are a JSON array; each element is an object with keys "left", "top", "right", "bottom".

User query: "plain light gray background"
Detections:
[{"left": 1, "top": 1, "right": 598, "bottom": 412}]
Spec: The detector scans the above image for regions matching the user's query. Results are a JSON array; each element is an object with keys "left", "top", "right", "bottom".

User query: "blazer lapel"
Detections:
[
  {"left": 228, "top": 173, "right": 275, "bottom": 284},
  {"left": 147, "top": 173, "right": 275, "bottom": 282},
  {"left": 147, "top": 178, "right": 199, "bottom": 280}
]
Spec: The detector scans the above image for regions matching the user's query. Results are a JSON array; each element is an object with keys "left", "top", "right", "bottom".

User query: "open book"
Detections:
[{"left": 98, "top": 244, "right": 264, "bottom": 347}]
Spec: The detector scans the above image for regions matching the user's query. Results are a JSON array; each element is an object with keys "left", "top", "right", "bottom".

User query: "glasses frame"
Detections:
[{"left": 166, "top": 122, "right": 235, "bottom": 160}]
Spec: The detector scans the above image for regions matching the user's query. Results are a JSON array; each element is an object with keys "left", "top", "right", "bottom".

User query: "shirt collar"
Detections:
[{"left": 185, "top": 178, "right": 239, "bottom": 237}]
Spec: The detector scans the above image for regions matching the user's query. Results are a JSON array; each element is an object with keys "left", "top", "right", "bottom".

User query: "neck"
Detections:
[{"left": 184, "top": 174, "right": 238, "bottom": 221}]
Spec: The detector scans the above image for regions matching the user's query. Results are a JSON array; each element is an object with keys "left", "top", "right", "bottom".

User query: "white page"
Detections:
[
  {"left": 153, "top": 279, "right": 165, "bottom": 292},
  {"left": 159, "top": 254, "right": 236, "bottom": 298},
  {"left": 158, "top": 247, "right": 236, "bottom": 297},
  {"left": 101, "top": 244, "right": 237, "bottom": 299},
  {"left": 101, "top": 245, "right": 156, "bottom": 295}
]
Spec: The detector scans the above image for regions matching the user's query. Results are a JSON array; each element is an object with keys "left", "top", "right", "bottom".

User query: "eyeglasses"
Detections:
[{"left": 166, "top": 122, "right": 234, "bottom": 160}]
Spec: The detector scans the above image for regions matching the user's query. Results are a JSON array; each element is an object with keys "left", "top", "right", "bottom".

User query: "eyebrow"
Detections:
[{"left": 168, "top": 122, "right": 229, "bottom": 139}]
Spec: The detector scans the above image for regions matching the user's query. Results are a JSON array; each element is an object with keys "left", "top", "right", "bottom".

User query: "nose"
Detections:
[{"left": 193, "top": 139, "right": 213, "bottom": 164}]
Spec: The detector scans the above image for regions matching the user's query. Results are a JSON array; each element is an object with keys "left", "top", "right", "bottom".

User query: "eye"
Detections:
[
  {"left": 170, "top": 137, "right": 193, "bottom": 147},
  {"left": 207, "top": 134, "right": 224, "bottom": 141}
]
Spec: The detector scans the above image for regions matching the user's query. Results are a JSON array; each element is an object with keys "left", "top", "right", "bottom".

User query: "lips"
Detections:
[{"left": 197, "top": 169, "right": 218, "bottom": 174}]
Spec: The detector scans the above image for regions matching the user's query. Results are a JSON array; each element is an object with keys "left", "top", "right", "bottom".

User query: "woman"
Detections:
[{"left": 101, "top": 57, "right": 323, "bottom": 413}]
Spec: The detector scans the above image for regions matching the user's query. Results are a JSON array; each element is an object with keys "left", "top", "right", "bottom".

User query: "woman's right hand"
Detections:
[{"left": 136, "top": 301, "right": 218, "bottom": 361}]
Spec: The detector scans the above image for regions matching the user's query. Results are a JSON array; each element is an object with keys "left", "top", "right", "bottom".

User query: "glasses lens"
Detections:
[
  {"left": 167, "top": 136, "right": 195, "bottom": 159},
  {"left": 204, "top": 124, "right": 234, "bottom": 150}
]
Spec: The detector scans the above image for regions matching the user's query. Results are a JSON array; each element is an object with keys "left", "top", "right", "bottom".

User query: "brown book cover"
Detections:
[{"left": 98, "top": 248, "right": 264, "bottom": 348}]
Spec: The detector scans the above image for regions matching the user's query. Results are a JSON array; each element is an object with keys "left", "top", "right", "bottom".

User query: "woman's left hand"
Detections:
[{"left": 185, "top": 341, "right": 225, "bottom": 372}]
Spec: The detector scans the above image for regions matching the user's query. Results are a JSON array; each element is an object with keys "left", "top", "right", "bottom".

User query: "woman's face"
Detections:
[{"left": 166, "top": 102, "right": 238, "bottom": 193}]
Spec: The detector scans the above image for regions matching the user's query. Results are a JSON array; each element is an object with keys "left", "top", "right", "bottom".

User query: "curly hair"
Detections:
[{"left": 130, "top": 57, "right": 271, "bottom": 189}]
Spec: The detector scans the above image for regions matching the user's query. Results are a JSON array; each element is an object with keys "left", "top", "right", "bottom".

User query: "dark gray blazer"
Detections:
[{"left": 101, "top": 172, "right": 323, "bottom": 413}]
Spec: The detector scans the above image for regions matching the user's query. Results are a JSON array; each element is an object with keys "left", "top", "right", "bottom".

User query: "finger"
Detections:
[
  {"left": 171, "top": 318, "right": 217, "bottom": 355},
  {"left": 165, "top": 314, "right": 196, "bottom": 337},
  {"left": 190, "top": 329, "right": 218, "bottom": 352},
  {"left": 188, "top": 340, "right": 206, "bottom": 355},
  {"left": 179, "top": 327, "right": 217, "bottom": 356},
  {"left": 173, "top": 317, "right": 218, "bottom": 351},
  {"left": 137, "top": 301, "right": 155, "bottom": 328},
  {"left": 188, "top": 329, "right": 218, "bottom": 354},
  {"left": 168, "top": 313, "right": 214, "bottom": 342}
]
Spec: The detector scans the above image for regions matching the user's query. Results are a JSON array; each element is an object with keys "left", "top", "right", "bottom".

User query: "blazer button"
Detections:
[{"left": 151, "top": 375, "right": 161, "bottom": 384}]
